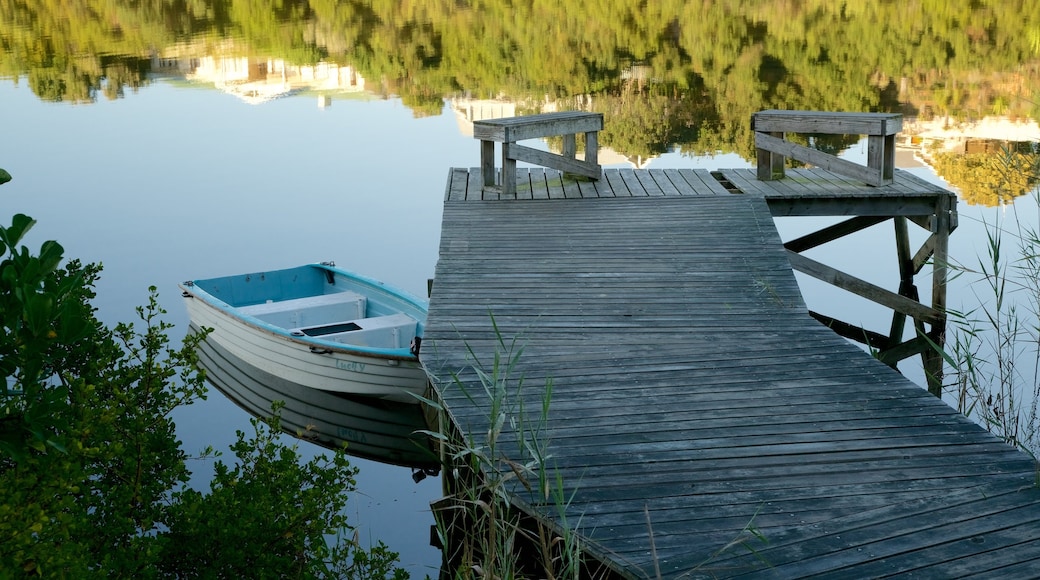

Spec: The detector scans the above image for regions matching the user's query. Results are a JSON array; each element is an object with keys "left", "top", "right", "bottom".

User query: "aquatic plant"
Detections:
[{"left": 941, "top": 147, "right": 1040, "bottom": 455}]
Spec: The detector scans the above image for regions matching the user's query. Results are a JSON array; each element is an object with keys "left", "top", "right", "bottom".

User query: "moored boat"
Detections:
[{"left": 181, "top": 262, "right": 428, "bottom": 403}]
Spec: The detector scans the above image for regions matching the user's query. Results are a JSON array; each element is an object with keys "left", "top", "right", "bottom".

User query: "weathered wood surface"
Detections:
[
  {"left": 473, "top": 111, "right": 604, "bottom": 142},
  {"left": 475, "top": 112, "right": 604, "bottom": 195},
  {"left": 751, "top": 110, "right": 903, "bottom": 136},
  {"left": 722, "top": 168, "right": 948, "bottom": 216},
  {"left": 752, "top": 110, "right": 901, "bottom": 186},
  {"left": 422, "top": 168, "right": 1039, "bottom": 578},
  {"left": 785, "top": 250, "right": 944, "bottom": 324},
  {"left": 755, "top": 132, "right": 885, "bottom": 186},
  {"left": 505, "top": 142, "right": 602, "bottom": 179},
  {"left": 449, "top": 166, "right": 949, "bottom": 209}
]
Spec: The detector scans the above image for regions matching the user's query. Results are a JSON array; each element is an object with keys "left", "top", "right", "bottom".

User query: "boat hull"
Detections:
[
  {"left": 195, "top": 330, "right": 438, "bottom": 469},
  {"left": 181, "top": 264, "right": 429, "bottom": 403}
]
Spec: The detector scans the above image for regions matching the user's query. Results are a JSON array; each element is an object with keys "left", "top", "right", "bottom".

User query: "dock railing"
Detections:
[
  {"left": 752, "top": 110, "right": 902, "bottom": 186},
  {"left": 474, "top": 111, "right": 603, "bottom": 196}
]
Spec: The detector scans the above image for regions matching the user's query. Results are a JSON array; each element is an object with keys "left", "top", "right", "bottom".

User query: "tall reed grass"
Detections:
[
  {"left": 943, "top": 147, "right": 1040, "bottom": 456},
  {"left": 419, "top": 320, "right": 595, "bottom": 579}
]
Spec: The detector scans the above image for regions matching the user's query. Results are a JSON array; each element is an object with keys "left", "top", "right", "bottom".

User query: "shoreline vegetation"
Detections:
[
  {"left": 942, "top": 149, "right": 1040, "bottom": 456},
  {"left": 0, "top": 179, "right": 407, "bottom": 576}
]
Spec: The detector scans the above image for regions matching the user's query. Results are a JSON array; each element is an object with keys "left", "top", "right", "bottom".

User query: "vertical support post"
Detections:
[
  {"left": 867, "top": 135, "right": 885, "bottom": 184},
  {"left": 924, "top": 195, "right": 952, "bottom": 397},
  {"left": 887, "top": 217, "right": 912, "bottom": 357},
  {"left": 883, "top": 132, "right": 896, "bottom": 181},
  {"left": 585, "top": 130, "right": 599, "bottom": 169},
  {"left": 562, "top": 134, "right": 576, "bottom": 159},
  {"left": 501, "top": 142, "right": 516, "bottom": 196},
  {"left": 757, "top": 131, "right": 785, "bottom": 180},
  {"left": 867, "top": 132, "right": 896, "bottom": 184},
  {"left": 481, "top": 140, "right": 496, "bottom": 187}
]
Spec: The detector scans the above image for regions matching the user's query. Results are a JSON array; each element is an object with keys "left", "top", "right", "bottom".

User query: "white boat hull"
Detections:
[
  {"left": 194, "top": 330, "right": 437, "bottom": 468},
  {"left": 185, "top": 293, "right": 428, "bottom": 403}
]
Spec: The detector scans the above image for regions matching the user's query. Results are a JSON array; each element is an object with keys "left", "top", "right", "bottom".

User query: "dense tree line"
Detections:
[{"left": 2, "top": 0, "right": 1039, "bottom": 199}]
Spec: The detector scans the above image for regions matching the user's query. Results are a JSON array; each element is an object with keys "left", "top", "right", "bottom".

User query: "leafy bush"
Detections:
[{"left": 0, "top": 198, "right": 405, "bottom": 577}]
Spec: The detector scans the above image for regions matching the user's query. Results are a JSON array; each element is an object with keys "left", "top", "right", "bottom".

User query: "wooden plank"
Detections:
[
  {"left": 787, "top": 250, "right": 943, "bottom": 324},
  {"left": 560, "top": 172, "right": 582, "bottom": 199},
  {"left": 752, "top": 110, "right": 903, "bottom": 135},
  {"left": 868, "top": 133, "right": 896, "bottom": 181},
  {"left": 913, "top": 234, "right": 937, "bottom": 274},
  {"left": 916, "top": 543, "right": 1040, "bottom": 578},
  {"left": 715, "top": 168, "right": 776, "bottom": 197},
  {"left": 585, "top": 130, "right": 599, "bottom": 167},
  {"left": 617, "top": 169, "right": 647, "bottom": 196},
  {"left": 500, "top": 142, "right": 517, "bottom": 196},
  {"left": 727, "top": 165, "right": 947, "bottom": 215},
  {"left": 466, "top": 166, "right": 486, "bottom": 200},
  {"left": 506, "top": 142, "right": 601, "bottom": 179},
  {"left": 445, "top": 167, "right": 468, "bottom": 201},
  {"left": 756, "top": 132, "right": 885, "bottom": 185},
  {"left": 659, "top": 168, "right": 699, "bottom": 195},
  {"left": 562, "top": 134, "right": 576, "bottom": 159},
  {"left": 810, "top": 166, "right": 887, "bottom": 195},
  {"left": 809, "top": 310, "right": 892, "bottom": 348},
  {"left": 877, "top": 336, "right": 931, "bottom": 365},
  {"left": 679, "top": 168, "right": 734, "bottom": 196},
  {"left": 634, "top": 169, "right": 666, "bottom": 196},
  {"left": 705, "top": 485, "right": 1036, "bottom": 556},
  {"left": 473, "top": 111, "right": 604, "bottom": 142},
  {"left": 480, "top": 140, "right": 495, "bottom": 187},
  {"left": 767, "top": 196, "right": 941, "bottom": 217},
  {"left": 524, "top": 168, "right": 545, "bottom": 200},
  {"left": 603, "top": 170, "right": 632, "bottom": 197},
  {"left": 545, "top": 169, "right": 567, "bottom": 200},
  {"left": 573, "top": 175, "right": 602, "bottom": 198},
  {"left": 756, "top": 168, "right": 818, "bottom": 198},
  {"left": 645, "top": 170, "right": 681, "bottom": 196},
  {"left": 890, "top": 216, "right": 915, "bottom": 343},
  {"left": 927, "top": 194, "right": 953, "bottom": 396},
  {"left": 757, "top": 130, "right": 785, "bottom": 180},
  {"left": 784, "top": 216, "right": 890, "bottom": 253}
]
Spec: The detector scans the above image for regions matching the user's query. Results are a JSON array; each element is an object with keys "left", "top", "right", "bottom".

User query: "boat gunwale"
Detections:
[{"left": 180, "top": 263, "right": 427, "bottom": 362}]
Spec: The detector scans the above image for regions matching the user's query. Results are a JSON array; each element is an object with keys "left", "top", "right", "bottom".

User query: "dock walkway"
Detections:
[{"left": 420, "top": 167, "right": 1040, "bottom": 578}]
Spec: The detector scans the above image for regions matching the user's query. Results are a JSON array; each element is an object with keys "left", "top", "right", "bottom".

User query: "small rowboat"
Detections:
[{"left": 181, "top": 262, "right": 428, "bottom": 403}]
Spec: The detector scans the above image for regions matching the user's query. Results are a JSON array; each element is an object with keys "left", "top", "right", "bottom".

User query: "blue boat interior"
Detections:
[
  {"left": 195, "top": 265, "right": 426, "bottom": 350},
  {"left": 194, "top": 265, "right": 332, "bottom": 307}
]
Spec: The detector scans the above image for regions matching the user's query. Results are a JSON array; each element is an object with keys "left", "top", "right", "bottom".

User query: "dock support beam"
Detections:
[
  {"left": 926, "top": 195, "right": 953, "bottom": 396},
  {"left": 775, "top": 202, "right": 955, "bottom": 397}
]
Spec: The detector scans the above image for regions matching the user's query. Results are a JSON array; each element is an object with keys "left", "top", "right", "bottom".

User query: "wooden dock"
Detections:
[{"left": 420, "top": 167, "right": 1040, "bottom": 578}]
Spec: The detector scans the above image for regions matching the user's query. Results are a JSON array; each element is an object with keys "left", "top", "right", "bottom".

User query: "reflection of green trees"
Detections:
[
  {"left": 592, "top": 77, "right": 717, "bottom": 160},
  {"left": 931, "top": 143, "right": 1040, "bottom": 206},
  {"left": 3, "top": 0, "right": 1040, "bottom": 158}
]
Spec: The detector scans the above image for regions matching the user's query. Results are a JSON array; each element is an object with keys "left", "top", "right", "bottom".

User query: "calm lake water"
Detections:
[
  {"left": 1, "top": 80, "right": 458, "bottom": 574},
  {"left": 3, "top": 1, "right": 1040, "bottom": 575}
]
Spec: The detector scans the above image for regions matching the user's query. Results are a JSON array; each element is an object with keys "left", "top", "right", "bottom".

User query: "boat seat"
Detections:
[
  {"left": 238, "top": 291, "right": 366, "bottom": 329},
  {"left": 293, "top": 313, "right": 417, "bottom": 349}
]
